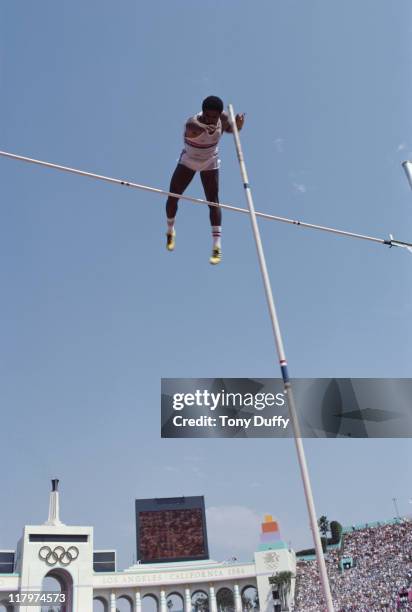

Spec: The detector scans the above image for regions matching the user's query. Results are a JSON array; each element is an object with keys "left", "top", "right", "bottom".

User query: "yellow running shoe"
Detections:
[
  {"left": 209, "top": 246, "right": 222, "bottom": 265},
  {"left": 166, "top": 231, "right": 175, "bottom": 251}
]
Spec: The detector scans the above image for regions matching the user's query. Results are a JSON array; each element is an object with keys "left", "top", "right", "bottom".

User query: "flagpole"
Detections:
[{"left": 228, "top": 104, "right": 335, "bottom": 612}]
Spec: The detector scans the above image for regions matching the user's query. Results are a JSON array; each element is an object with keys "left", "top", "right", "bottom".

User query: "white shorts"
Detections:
[{"left": 178, "top": 151, "right": 221, "bottom": 172}]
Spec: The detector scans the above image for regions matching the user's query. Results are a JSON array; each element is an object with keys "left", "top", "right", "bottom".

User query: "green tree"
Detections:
[
  {"left": 269, "top": 571, "right": 294, "bottom": 611},
  {"left": 318, "top": 515, "right": 330, "bottom": 538},
  {"left": 330, "top": 520, "right": 343, "bottom": 544}
]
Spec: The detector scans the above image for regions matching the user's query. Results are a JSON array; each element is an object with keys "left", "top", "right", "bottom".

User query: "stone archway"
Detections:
[
  {"left": 216, "top": 588, "right": 234, "bottom": 612},
  {"left": 167, "top": 591, "right": 184, "bottom": 612},
  {"left": 41, "top": 567, "right": 73, "bottom": 612},
  {"left": 241, "top": 586, "right": 259, "bottom": 612},
  {"left": 191, "top": 590, "right": 209, "bottom": 612},
  {"left": 93, "top": 596, "right": 109, "bottom": 612},
  {"left": 117, "top": 595, "right": 134, "bottom": 612},
  {"left": 142, "top": 594, "right": 158, "bottom": 612}
]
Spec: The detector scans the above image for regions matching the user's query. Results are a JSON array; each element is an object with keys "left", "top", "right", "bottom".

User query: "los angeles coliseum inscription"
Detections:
[{"left": 100, "top": 567, "right": 250, "bottom": 586}]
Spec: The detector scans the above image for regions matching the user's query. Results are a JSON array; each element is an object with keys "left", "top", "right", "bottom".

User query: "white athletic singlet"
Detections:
[{"left": 178, "top": 113, "right": 223, "bottom": 171}]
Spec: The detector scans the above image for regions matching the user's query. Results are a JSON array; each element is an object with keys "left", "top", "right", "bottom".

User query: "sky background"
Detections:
[{"left": 1, "top": 0, "right": 412, "bottom": 570}]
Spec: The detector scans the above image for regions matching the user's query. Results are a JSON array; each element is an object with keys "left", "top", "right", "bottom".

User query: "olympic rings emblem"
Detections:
[{"left": 39, "top": 545, "right": 79, "bottom": 566}]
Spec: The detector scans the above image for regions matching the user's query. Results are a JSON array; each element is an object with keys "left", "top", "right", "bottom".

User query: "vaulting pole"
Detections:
[
  {"left": 0, "top": 150, "right": 411, "bottom": 250},
  {"left": 228, "top": 104, "right": 335, "bottom": 612}
]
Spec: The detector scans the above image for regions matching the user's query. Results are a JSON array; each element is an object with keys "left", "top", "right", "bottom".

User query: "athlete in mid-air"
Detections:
[{"left": 165, "top": 96, "right": 245, "bottom": 264}]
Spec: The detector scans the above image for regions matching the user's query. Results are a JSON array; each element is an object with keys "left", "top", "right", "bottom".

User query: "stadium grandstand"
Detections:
[{"left": 294, "top": 517, "right": 412, "bottom": 611}]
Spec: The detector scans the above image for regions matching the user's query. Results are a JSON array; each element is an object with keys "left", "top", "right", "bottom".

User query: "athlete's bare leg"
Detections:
[
  {"left": 166, "top": 164, "right": 196, "bottom": 220},
  {"left": 200, "top": 169, "right": 221, "bottom": 226},
  {"left": 165, "top": 164, "right": 196, "bottom": 250}
]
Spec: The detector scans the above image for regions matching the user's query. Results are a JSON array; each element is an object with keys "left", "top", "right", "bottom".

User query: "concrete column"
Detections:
[
  {"left": 135, "top": 590, "right": 142, "bottom": 612},
  {"left": 184, "top": 587, "right": 192, "bottom": 612},
  {"left": 234, "top": 585, "right": 242, "bottom": 612},
  {"left": 160, "top": 589, "right": 167, "bottom": 612},
  {"left": 110, "top": 592, "right": 117, "bottom": 612},
  {"left": 209, "top": 585, "right": 218, "bottom": 612}
]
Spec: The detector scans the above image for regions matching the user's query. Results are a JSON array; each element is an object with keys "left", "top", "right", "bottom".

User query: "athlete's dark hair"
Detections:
[{"left": 202, "top": 96, "right": 224, "bottom": 113}]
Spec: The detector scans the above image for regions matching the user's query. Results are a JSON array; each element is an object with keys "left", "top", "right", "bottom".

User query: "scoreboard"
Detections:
[{"left": 135, "top": 496, "right": 209, "bottom": 564}]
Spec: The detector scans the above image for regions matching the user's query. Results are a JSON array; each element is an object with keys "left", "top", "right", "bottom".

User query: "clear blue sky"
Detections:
[{"left": 1, "top": 0, "right": 411, "bottom": 569}]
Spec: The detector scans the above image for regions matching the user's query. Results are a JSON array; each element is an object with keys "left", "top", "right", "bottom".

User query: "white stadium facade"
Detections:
[{"left": 0, "top": 482, "right": 296, "bottom": 612}]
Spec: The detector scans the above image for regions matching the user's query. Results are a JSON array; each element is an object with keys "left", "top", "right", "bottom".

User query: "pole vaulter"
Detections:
[
  {"left": 0, "top": 149, "right": 411, "bottom": 252},
  {"left": 2, "top": 113, "right": 410, "bottom": 610}
]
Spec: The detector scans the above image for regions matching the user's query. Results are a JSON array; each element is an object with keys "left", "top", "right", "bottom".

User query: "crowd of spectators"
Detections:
[{"left": 293, "top": 518, "right": 412, "bottom": 611}]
